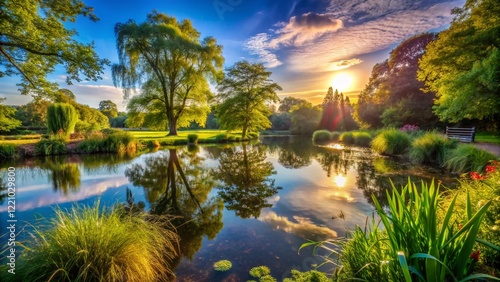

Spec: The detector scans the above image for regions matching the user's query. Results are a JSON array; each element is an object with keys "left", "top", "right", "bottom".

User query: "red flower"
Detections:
[
  {"left": 485, "top": 165, "right": 496, "bottom": 174},
  {"left": 469, "top": 172, "right": 485, "bottom": 180},
  {"left": 470, "top": 250, "right": 480, "bottom": 261},
  {"left": 458, "top": 223, "right": 463, "bottom": 229}
]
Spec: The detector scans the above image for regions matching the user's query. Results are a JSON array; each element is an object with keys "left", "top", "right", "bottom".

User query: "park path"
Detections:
[{"left": 474, "top": 143, "right": 500, "bottom": 157}]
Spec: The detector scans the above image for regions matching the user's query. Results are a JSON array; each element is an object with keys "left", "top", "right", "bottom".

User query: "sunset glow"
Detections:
[{"left": 331, "top": 73, "right": 353, "bottom": 93}]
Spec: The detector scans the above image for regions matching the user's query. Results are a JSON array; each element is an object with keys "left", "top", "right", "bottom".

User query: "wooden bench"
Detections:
[{"left": 446, "top": 126, "right": 476, "bottom": 143}]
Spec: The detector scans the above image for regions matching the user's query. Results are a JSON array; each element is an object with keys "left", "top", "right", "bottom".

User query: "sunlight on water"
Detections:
[{"left": 334, "top": 174, "right": 347, "bottom": 187}]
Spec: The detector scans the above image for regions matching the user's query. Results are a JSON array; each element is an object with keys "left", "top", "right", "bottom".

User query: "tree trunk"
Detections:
[
  {"left": 242, "top": 126, "right": 247, "bottom": 140},
  {"left": 168, "top": 118, "right": 178, "bottom": 136}
]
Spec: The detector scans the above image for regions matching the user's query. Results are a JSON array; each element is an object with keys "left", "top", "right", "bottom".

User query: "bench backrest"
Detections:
[{"left": 446, "top": 126, "right": 475, "bottom": 143}]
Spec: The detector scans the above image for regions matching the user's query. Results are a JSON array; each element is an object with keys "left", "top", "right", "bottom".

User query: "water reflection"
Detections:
[
  {"left": 213, "top": 144, "right": 281, "bottom": 219},
  {"left": 124, "top": 148, "right": 224, "bottom": 269}
]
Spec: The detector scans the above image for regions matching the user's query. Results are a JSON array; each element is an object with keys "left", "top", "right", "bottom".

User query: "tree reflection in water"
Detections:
[
  {"left": 124, "top": 148, "right": 224, "bottom": 269},
  {"left": 213, "top": 144, "right": 281, "bottom": 219},
  {"left": 42, "top": 156, "right": 81, "bottom": 195}
]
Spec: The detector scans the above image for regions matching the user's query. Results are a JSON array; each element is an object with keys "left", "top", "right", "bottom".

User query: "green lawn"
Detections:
[{"left": 475, "top": 131, "right": 500, "bottom": 145}]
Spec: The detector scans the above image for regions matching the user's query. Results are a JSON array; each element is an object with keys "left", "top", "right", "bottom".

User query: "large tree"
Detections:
[
  {"left": 216, "top": 61, "right": 282, "bottom": 139},
  {"left": 418, "top": 0, "right": 500, "bottom": 125},
  {"left": 113, "top": 11, "right": 223, "bottom": 135},
  {"left": 355, "top": 33, "right": 438, "bottom": 128},
  {"left": 0, "top": 0, "right": 108, "bottom": 94},
  {"left": 99, "top": 100, "right": 118, "bottom": 120}
]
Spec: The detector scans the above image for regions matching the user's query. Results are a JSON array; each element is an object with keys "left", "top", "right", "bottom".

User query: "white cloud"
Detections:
[
  {"left": 330, "top": 58, "right": 364, "bottom": 71},
  {"left": 244, "top": 33, "right": 283, "bottom": 68},
  {"left": 67, "top": 84, "right": 126, "bottom": 111},
  {"left": 259, "top": 210, "right": 338, "bottom": 240},
  {"left": 246, "top": 1, "right": 462, "bottom": 72},
  {"left": 269, "top": 12, "right": 343, "bottom": 48}
]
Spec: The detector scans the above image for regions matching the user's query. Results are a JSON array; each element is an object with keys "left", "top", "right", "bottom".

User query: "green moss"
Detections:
[{"left": 213, "top": 260, "right": 232, "bottom": 272}]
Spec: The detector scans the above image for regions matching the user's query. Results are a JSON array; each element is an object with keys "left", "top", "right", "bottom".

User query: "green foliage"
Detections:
[
  {"left": 289, "top": 102, "right": 322, "bottom": 135},
  {"left": 330, "top": 131, "right": 341, "bottom": 141},
  {"left": 418, "top": 0, "right": 500, "bottom": 124},
  {"left": 283, "top": 270, "right": 330, "bottom": 282},
  {"left": 35, "top": 137, "right": 67, "bottom": 155},
  {"left": 371, "top": 129, "right": 411, "bottom": 155},
  {"left": 249, "top": 266, "right": 271, "bottom": 278},
  {"left": 214, "top": 133, "right": 228, "bottom": 143},
  {"left": 339, "top": 132, "right": 354, "bottom": 145},
  {"left": 99, "top": 100, "right": 118, "bottom": 119},
  {"left": 113, "top": 11, "right": 223, "bottom": 135},
  {"left": 7, "top": 203, "right": 178, "bottom": 282},
  {"left": 0, "top": 144, "right": 16, "bottom": 159},
  {"left": 14, "top": 97, "right": 51, "bottom": 127},
  {"left": 444, "top": 144, "right": 497, "bottom": 174},
  {"left": 187, "top": 134, "right": 199, "bottom": 144},
  {"left": 0, "top": 99, "right": 22, "bottom": 132},
  {"left": 355, "top": 33, "right": 439, "bottom": 129},
  {"left": 409, "top": 132, "right": 457, "bottom": 165},
  {"left": 320, "top": 87, "right": 357, "bottom": 131},
  {"left": 73, "top": 103, "right": 110, "bottom": 130},
  {"left": 372, "top": 180, "right": 498, "bottom": 281},
  {"left": 78, "top": 131, "right": 137, "bottom": 154},
  {"left": 213, "top": 260, "right": 232, "bottom": 272},
  {"left": 216, "top": 61, "right": 281, "bottom": 139},
  {"left": 146, "top": 140, "right": 160, "bottom": 149},
  {"left": 353, "top": 131, "right": 372, "bottom": 147},
  {"left": 312, "top": 130, "right": 332, "bottom": 144},
  {"left": 46, "top": 103, "right": 78, "bottom": 136},
  {"left": 0, "top": 0, "right": 108, "bottom": 94}
]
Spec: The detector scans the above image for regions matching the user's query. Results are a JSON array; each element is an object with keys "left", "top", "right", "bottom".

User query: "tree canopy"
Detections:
[
  {"left": 355, "top": 33, "right": 438, "bottom": 128},
  {"left": 99, "top": 100, "right": 118, "bottom": 119},
  {"left": 0, "top": 0, "right": 109, "bottom": 94},
  {"left": 418, "top": 0, "right": 500, "bottom": 125},
  {"left": 0, "top": 98, "right": 21, "bottom": 132},
  {"left": 112, "top": 11, "right": 224, "bottom": 134},
  {"left": 216, "top": 61, "right": 281, "bottom": 139}
]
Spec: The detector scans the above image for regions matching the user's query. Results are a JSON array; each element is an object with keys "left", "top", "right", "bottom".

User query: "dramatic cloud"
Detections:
[
  {"left": 330, "top": 58, "right": 364, "bottom": 71},
  {"left": 245, "top": 33, "right": 283, "bottom": 68},
  {"left": 259, "top": 211, "right": 338, "bottom": 240},
  {"left": 246, "top": 0, "right": 462, "bottom": 72},
  {"left": 269, "top": 12, "right": 343, "bottom": 48}
]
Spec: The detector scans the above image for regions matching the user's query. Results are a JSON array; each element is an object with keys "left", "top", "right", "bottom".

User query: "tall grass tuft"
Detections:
[
  {"left": 35, "top": 137, "right": 67, "bottom": 155},
  {"left": 444, "top": 144, "right": 497, "bottom": 174},
  {"left": 312, "top": 130, "right": 332, "bottom": 144},
  {"left": 340, "top": 132, "right": 355, "bottom": 145},
  {"left": 371, "top": 129, "right": 411, "bottom": 155},
  {"left": 409, "top": 132, "right": 457, "bottom": 165},
  {"left": 353, "top": 131, "right": 372, "bottom": 147},
  {"left": 187, "top": 134, "right": 198, "bottom": 144},
  {"left": 372, "top": 180, "right": 497, "bottom": 282},
  {"left": 78, "top": 131, "right": 137, "bottom": 154},
  {"left": 10, "top": 203, "right": 179, "bottom": 282},
  {"left": 0, "top": 144, "right": 16, "bottom": 158},
  {"left": 330, "top": 131, "right": 341, "bottom": 142}
]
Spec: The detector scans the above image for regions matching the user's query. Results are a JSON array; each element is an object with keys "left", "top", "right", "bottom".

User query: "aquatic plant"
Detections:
[
  {"left": 0, "top": 144, "right": 16, "bottom": 158},
  {"left": 249, "top": 266, "right": 271, "bottom": 278},
  {"left": 35, "top": 137, "right": 67, "bottom": 155},
  {"left": 7, "top": 202, "right": 179, "bottom": 282},
  {"left": 213, "top": 260, "right": 232, "bottom": 272},
  {"left": 283, "top": 270, "right": 330, "bottom": 282}
]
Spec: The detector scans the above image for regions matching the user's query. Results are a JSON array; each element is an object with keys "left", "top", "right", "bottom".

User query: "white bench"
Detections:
[{"left": 446, "top": 127, "right": 475, "bottom": 143}]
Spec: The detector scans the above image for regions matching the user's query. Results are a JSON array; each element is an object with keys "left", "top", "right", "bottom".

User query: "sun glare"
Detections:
[
  {"left": 331, "top": 73, "right": 353, "bottom": 93},
  {"left": 334, "top": 174, "right": 347, "bottom": 188}
]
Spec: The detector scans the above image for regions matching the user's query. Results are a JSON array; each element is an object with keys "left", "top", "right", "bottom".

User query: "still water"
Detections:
[{"left": 0, "top": 136, "right": 457, "bottom": 281}]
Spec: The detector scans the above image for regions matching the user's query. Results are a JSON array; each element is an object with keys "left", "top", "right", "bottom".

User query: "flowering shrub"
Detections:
[{"left": 400, "top": 124, "right": 420, "bottom": 132}]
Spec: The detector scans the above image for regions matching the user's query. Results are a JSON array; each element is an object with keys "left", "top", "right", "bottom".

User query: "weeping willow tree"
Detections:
[
  {"left": 112, "top": 11, "right": 224, "bottom": 135},
  {"left": 46, "top": 103, "right": 78, "bottom": 135}
]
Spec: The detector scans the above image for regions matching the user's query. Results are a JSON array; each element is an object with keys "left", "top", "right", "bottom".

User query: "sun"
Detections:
[{"left": 331, "top": 73, "right": 353, "bottom": 93}]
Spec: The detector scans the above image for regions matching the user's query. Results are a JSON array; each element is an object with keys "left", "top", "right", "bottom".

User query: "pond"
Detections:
[{"left": 0, "top": 136, "right": 458, "bottom": 281}]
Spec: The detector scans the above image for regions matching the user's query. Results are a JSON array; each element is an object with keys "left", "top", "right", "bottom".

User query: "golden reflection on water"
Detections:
[{"left": 334, "top": 174, "right": 347, "bottom": 187}]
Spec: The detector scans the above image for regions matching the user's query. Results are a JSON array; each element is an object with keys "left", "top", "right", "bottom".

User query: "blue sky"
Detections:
[{"left": 1, "top": 0, "right": 464, "bottom": 110}]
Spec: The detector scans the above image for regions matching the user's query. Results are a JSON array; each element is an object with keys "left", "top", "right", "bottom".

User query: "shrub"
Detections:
[
  {"left": 101, "top": 128, "right": 121, "bottom": 136},
  {"left": 312, "top": 130, "right": 332, "bottom": 144},
  {"left": 353, "top": 131, "right": 372, "bottom": 147},
  {"left": 9, "top": 203, "right": 179, "bottom": 282},
  {"left": 46, "top": 103, "right": 78, "bottom": 136},
  {"left": 35, "top": 138, "right": 67, "bottom": 155},
  {"left": 340, "top": 132, "right": 355, "bottom": 145},
  {"left": 409, "top": 132, "right": 457, "bottom": 165},
  {"left": 0, "top": 144, "right": 16, "bottom": 159},
  {"left": 187, "top": 134, "right": 198, "bottom": 144},
  {"left": 146, "top": 140, "right": 160, "bottom": 148},
  {"left": 444, "top": 144, "right": 497, "bottom": 174},
  {"left": 78, "top": 131, "right": 136, "bottom": 154},
  {"left": 213, "top": 260, "right": 232, "bottom": 272},
  {"left": 69, "top": 131, "right": 85, "bottom": 140},
  {"left": 215, "top": 133, "right": 228, "bottom": 143},
  {"left": 330, "top": 131, "right": 341, "bottom": 142},
  {"left": 371, "top": 129, "right": 411, "bottom": 155}
]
